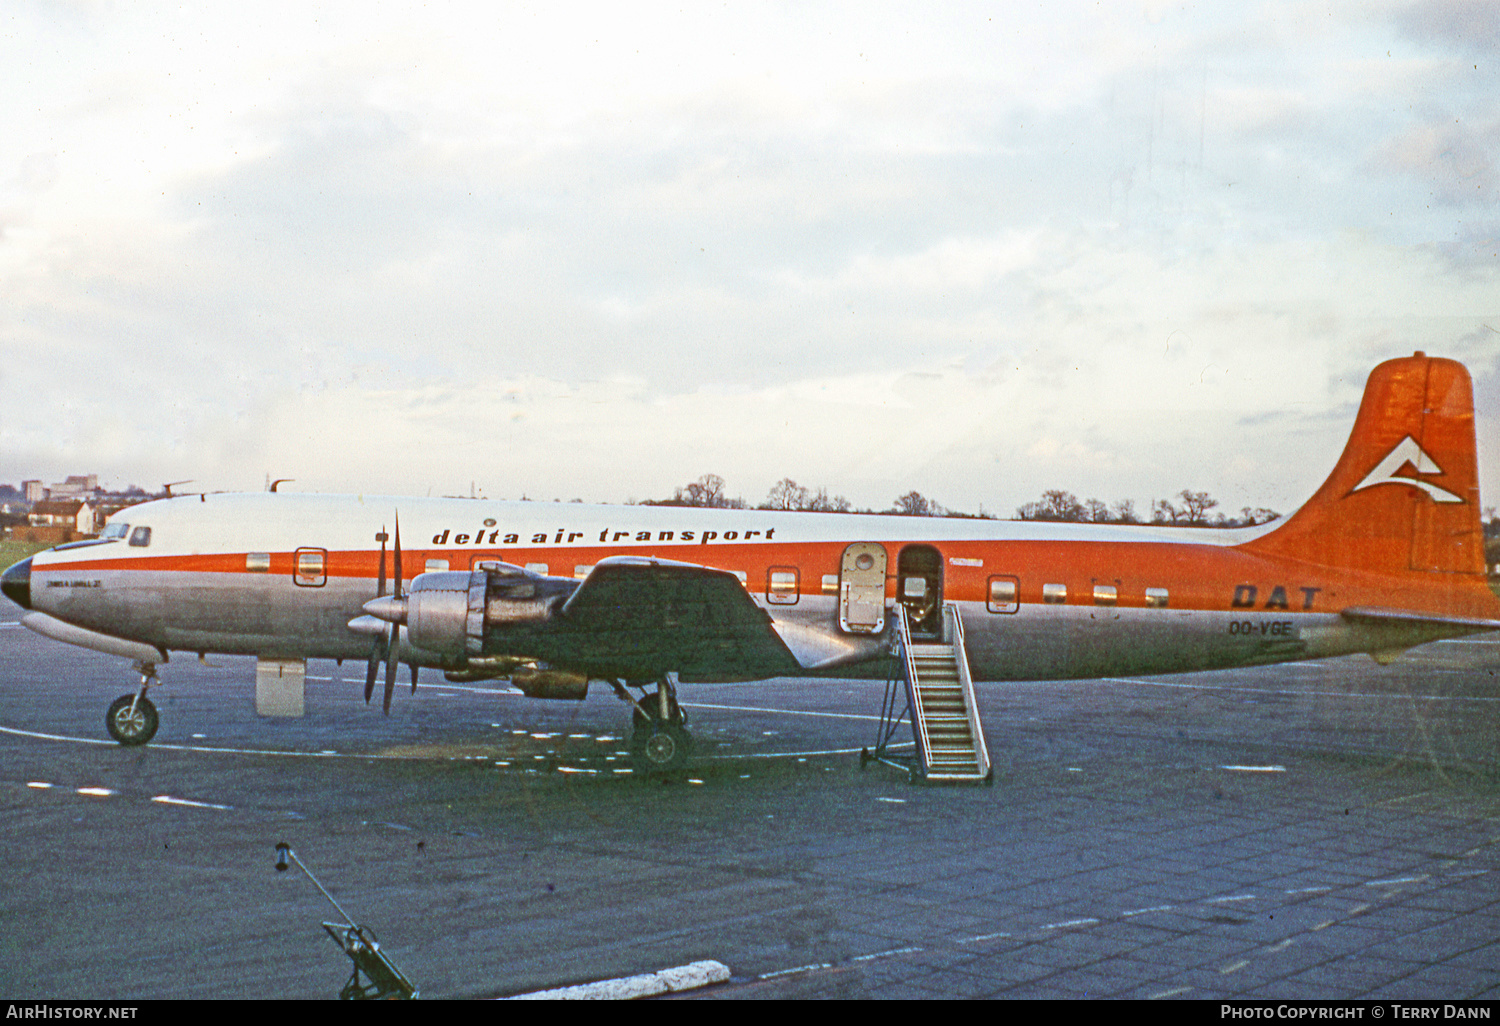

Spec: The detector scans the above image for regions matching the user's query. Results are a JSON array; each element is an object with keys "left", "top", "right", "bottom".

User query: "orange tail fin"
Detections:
[{"left": 1243, "top": 353, "right": 1484, "bottom": 576}]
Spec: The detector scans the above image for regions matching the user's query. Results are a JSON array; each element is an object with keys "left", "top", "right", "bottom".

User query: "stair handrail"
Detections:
[
  {"left": 892, "top": 603, "right": 934, "bottom": 775},
  {"left": 944, "top": 603, "right": 991, "bottom": 781}
]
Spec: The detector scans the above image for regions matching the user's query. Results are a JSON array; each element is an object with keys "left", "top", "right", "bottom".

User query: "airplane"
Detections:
[{"left": 3, "top": 352, "right": 1497, "bottom": 774}]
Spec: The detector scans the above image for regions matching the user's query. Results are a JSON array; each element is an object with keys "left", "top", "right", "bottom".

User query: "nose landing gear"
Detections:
[{"left": 105, "top": 664, "right": 160, "bottom": 746}]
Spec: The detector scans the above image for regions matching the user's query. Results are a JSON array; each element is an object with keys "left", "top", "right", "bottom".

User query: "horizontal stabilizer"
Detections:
[{"left": 1340, "top": 606, "right": 1500, "bottom": 632}]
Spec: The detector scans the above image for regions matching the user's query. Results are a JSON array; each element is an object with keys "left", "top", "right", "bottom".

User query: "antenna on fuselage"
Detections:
[
  {"left": 162, "top": 480, "right": 193, "bottom": 498},
  {"left": 269, "top": 479, "right": 294, "bottom": 493}
]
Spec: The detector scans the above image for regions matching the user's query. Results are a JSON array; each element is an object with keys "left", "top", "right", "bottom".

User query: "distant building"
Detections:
[
  {"left": 23, "top": 480, "right": 44, "bottom": 503},
  {"left": 29, "top": 498, "right": 98, "bottom": 535},
  {"left": 48, "top": 474, "right": 99, "bottom": 499}
]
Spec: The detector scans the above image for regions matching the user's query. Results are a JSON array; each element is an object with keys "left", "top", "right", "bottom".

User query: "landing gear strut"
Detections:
[
  {"left": 106, "top": 664, "right": 160, "bottom": 746},
  {"left": 616, "top": 677, "right": 692, "bottom": 774}
]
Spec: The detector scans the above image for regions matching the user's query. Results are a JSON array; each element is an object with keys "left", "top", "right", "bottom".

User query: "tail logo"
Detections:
[{"left": 1350, "top": 436, "right": 1464, "bottom": 504}]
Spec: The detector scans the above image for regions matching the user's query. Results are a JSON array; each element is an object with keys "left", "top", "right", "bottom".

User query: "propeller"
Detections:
[
  {"left": 382, "top": 513, "right": 403, "bottom": 714},
  {"left": 363, "top": 527, "right": 389, "bottom": 704}
]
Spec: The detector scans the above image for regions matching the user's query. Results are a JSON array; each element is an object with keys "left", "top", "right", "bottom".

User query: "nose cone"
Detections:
[
  {"left": 362, "top": 594, "right": 408, "bottom": 624},
  {"left": 2, "top": 557, "right": 32, "bottom": 610}
]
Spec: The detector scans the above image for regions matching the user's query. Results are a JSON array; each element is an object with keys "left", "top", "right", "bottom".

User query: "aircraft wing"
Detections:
[{"left": 523, "top": 557, "right": 806, "bottom": 681}]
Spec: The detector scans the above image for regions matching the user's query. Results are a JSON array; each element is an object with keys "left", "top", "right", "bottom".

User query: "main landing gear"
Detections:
[
  {"left": 613, "top": 677, "right": 692, "bottom": 775},
  {"left": 105, "top": 664, "right": 160, "bottom": 747}
]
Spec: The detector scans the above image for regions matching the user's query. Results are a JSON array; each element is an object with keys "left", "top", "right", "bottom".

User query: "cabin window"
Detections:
[
  {"left": 426, "top": 559, "right": 450, "bottom": 572},
  {"left": 1042, "top": 583, "right": 1067, "bottom": 604},
  {"left": 294, "top": 548, "right": 326, "bottom": 587},
  {"left": 767, "top": 567, "right": 799, "bottom": 605},
  {"left": 524, "top": 563, "right": 548, "bottom": 575},
  {"left": 246, "top": 552, "right": 271, "bottom": 573},
  {"left": 128, "top": 527, "right": 152, "bottom": 548},
  {"left": 574, "top": 564, "right": 594, "bottom": 579},
  {"left": 987, "top": 576, "right": 1019, "bottom": 614},
  {"left": 821, "top": 573, "right": 839, "bottom": 595},
  {"left": 1145, "top": 587, "right": 1169, "bottom": 608},
  {"left": 1093, "top": 584, "right": 1117, "bottom": 606}
]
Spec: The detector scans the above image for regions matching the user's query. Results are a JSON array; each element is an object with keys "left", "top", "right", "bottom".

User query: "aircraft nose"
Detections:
[{"left": 2, "top": 557, "right": 32, "bottom": 610}]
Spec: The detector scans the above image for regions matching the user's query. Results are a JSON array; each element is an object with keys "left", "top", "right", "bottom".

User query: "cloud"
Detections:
[
  {"left": 3, "top": 1, "right": 1498, "bottom": 515},
  {"left": 1375, "top": 118, "right": 1498, "bottom": 205},
  {"left": 1397, "top": 0, "right": 1500, "bottom": 53}
]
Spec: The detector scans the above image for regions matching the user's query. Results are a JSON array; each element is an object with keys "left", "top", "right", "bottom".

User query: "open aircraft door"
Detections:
[
  {"left": 839, "top": 542, "right": 887, "bottom": 634},
  {"left": 897, "top": 545, "right": 943, "bottom": 638}
]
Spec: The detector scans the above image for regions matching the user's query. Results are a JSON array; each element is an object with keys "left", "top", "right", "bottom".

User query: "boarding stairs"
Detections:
[{"left": 864, "top": 602, "right": 992, "bottom": 784}]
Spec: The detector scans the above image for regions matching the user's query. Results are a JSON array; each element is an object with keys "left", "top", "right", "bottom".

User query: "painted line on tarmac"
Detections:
[
  {"left": 151, "top": 794, "right": 234, "bottom": 811},
  {"left": 313, "top": 676, "right": 892, "bottom": 723},
  {"left": 1102, "top": 678, "right": 1500, "bottom": 702},
  {"left": 0, "top": 722, "right": 900, "bottom": 763},
  {"left": 0, "top": 724, "right": 360, "bottom": 758},
  {"left": 317, "top": 679, "right": 890, "bottom": 727},
  {"left": 713, "top": 745, "right": 901, "bottom": 760},
  {"left": 754, "top": 849, "right": 1487, "bottom": 993},
  {"left": 681, "top": 700, "right": 886, "bottom": 723}
]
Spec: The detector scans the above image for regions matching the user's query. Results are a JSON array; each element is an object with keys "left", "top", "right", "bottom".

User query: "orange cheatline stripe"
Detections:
[{"left": 36, "top": 538, "right": 1500, "bottom": 617}]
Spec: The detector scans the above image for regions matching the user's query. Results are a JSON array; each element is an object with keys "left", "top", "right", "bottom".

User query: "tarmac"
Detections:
[{"left": 1, "top": 596, "right": 1497, "bottom": 1000}]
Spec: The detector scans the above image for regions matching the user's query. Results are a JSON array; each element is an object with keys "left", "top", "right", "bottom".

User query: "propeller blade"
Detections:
[
  {"left": 383, "top": 625, "right": 398, "bottom": 714},
  {"left": 410, "top": 663, "right": 418, "bottom": 694},
  {"left": 392, "top": 513, "right": 403, "bottom": 599},
  {"left": 364, "top": 632, "right": 384, "bottom": 703},
  {"left": 366, "top": 526, "right": 390, "bottom": 705},
  {"left": 377, "top": 526, "right": 388, "bottom": 597},
  {"left": 384, "top": 513, "right": 402, "bottom": 714}
]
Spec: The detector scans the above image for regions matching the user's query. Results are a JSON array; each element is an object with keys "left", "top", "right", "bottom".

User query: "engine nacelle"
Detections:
[
  {"left": 403, "top": 571, "right": 478, "bottom": 654},
  {"left": 399, "top": 563, "right": 574, "bottom": 656}
]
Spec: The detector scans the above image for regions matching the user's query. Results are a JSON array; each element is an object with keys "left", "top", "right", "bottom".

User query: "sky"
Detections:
[{"left": 2, "top": 0, "right": 1497, "bottom": 519}]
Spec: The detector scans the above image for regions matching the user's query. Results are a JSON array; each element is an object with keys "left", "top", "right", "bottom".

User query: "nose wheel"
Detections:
[{"left": 105, "top": 666, "right": 161, "bottom": 746}]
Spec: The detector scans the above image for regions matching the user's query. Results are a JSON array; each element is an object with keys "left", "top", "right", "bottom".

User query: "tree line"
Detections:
[
  {"left": 1015, "top": 489, "right": 1279, "bottom": 528},
  {"left": 647, "top": 475, "right": 1280, "bottom": 528}
]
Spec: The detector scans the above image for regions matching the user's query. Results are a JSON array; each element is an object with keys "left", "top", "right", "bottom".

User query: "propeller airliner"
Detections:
[{"left": 4, "top": 353, "right": 1497, "bottom": 773}]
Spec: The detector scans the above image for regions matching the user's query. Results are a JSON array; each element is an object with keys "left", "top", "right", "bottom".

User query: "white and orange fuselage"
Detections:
[{"left": 6, "top": 353, "right": 1498, "bottom": 687}]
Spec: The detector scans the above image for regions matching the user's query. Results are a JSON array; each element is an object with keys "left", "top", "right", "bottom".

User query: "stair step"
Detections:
[{"left": 889, "top": 604, "right": 990, "bottom": 784}]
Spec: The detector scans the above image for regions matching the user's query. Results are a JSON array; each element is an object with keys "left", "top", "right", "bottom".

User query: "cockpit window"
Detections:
[
  {"left": 128, "top": 527, "right": 152, "bottom": 547},
  {"left": 101, "top": 523, "right": 130, "bottom": 540}
]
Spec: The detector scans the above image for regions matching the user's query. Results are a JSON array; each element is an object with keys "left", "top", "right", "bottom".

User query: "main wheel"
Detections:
[
  {"left": 630, "top": 721, "right": 692, "bottom": 774},
  {"left": 106, "top": 694, "right": 158, "bottom": 746}
]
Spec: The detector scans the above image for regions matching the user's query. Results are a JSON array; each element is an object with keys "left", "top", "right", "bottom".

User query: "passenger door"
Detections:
[{"left": 839, "top": 543, "right": 887, "bottom": 633}]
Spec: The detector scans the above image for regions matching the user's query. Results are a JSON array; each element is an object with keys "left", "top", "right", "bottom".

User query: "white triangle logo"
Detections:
[{"left": 1351, "top": 436, "right": 1464, "bottom": 503}]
